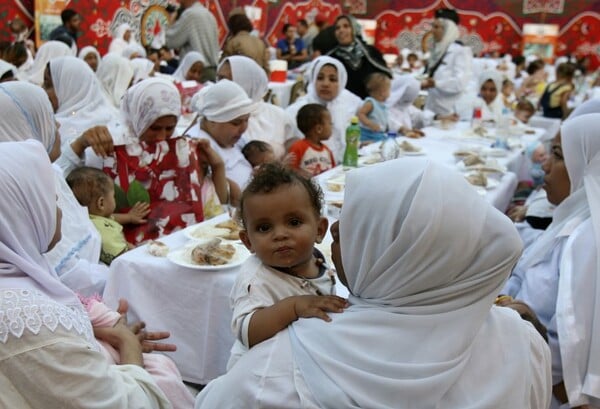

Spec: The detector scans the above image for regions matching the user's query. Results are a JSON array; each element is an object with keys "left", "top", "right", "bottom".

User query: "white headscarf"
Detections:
[
  {"left": 0, "top": 140, "right": 80, "bottom": 306},
  {"left": 77, "top": 46, "right": 101, "bottom": 71},
  {"left": 25, "top": 40, "right": 73, "bottom": 86},
  {"left": 0, "top": 60, "right": 16, "bottom": 79},
  {"left": 130, "top": 58, "right": 154, "bottom": 84},
  {"left": 219, "top": 55, "right": 268, "bottom": 103},
  {"left": 122, "top": 43, "right": 147, "bottom": 59},
  {"left": 108, "top": 23, "right": 133, "bottom": 56},
  {"left": 121, "top": 77, "right": 181, "bottom": 139},
  {"left": 569, "top": 98, "right": 600, "bottom": 119},
  {"left": 173, "top": 51, "right": 206, "bottom": 82},
  {"left": 191, "top": 80, "right": 254, "bottom": 122},
  {"left": 0, "top": 82, "right": 56, "bottom": 152},
  {"left": 96, "top": 53, "right": 134, "bottom": 108},
  {"left": 386, "top": 75, "right": 420, "bottom": 130},
  {"left": 50, "top": 56, "right": 122, "bottom": 143},
  {"left": 289, "top": 158, "right": 535, "bottom": 408},
  {"left": 428, "top": 18, "right": 459, "bottom": 70},
  {"left": 287, "top": 56, "right": 362, "bottom": 160},
  {"left": 478, "top": 69, "right": 504, "bottom": 121}
]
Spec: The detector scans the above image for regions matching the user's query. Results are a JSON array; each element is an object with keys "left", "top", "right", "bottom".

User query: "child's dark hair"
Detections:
[
  {"left": 66, "top": 167, "right": 113, "bottom": 207},
  {"left": 242, "top": 140, "right": 271, "bottom": 159},
  {"left": 526, "top": 59, "right": 545, "bottom": 76},
  {"left": 239, "top": 162, "right": 323, "bottom": 226},
  {"left": 515, "top": 98, "right": 535, "bottom": 114},
  {"left": 556, "top": 62, "right": 576, "bottom": 80},
  {"left": 297, "top": 103, "right": 328, "bottom": 135},
  {"left": 502, "top": 78, "right": 513, "bottom": 89},
  {"left": 365, "top": 72, "right": 390, "bottom": 94}
]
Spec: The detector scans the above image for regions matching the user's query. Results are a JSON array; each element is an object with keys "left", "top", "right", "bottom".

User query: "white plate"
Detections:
[
  {"left": 167, "top": 240, "right": 250, "bottom": 271},
  {"left": 183, "top": 223, "right": 239, "bottom": 241},
  {"left": 401, "top": 150, "right": 426, "bottom": 156}
]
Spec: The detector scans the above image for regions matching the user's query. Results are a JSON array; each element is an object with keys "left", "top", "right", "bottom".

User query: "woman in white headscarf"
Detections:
[
  {"left": 386, "top": 75, "right": 431, "bottom": 136},
  {"left": 0, "top": 140, "right": 171, "bottom": 409},
  {"left": 217, "top": 55, "right": 295, "bottom": 160},
  {"left": 286, "top": 56, "right": 362, "bottom": 161},
  {"left": 103, "top": 78, "right": 228, "bottom": 244},
  {"left": 109, "top": 23, "right": 135, "bottom": 56},
  {"left": 190, "top": 80, "right": 255, "bottom": 191},
  {"left": 96, "top": 53, "right": 134, "bottom": 108},
  {"left": 475, "top": 69, "right": 505, "bottom": 123},
  {"left": 44, "top": 56, "right": 127, "bottom": 174},
  {"left": 503, "top": 113, "right": 600, "bottom": 408},
  {"left": 421, "top": 13, "right": 472, "bottom": 117},
  {"left": 25, "top": 40, "right": 73, "bottom": 85},
  {"left": 78, "top": 45, "right": 101, "bottom": 72},
  {"left": 195, "top": 158, "right": 551, "bottom": 409},
  {"left": 173, "top": 51, "right": 206, "bottom": 83},
  {"left": 0, "top": 81, "right": 105, "bottom": 296},
  {"left": 130, "top": 58, "right": 155, "bottom": 84}
]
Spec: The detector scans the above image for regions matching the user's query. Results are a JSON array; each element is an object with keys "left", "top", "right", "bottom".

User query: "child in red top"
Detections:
[{"left": 288, "top": 104, "right": 335, "bottom": 177}]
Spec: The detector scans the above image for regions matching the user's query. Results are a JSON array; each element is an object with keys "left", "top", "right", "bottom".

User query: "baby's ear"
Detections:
[
  {"left": 239, "top": 230, "right": 254, "bottom": 252},
  {"left": 315, "top": 217, "right": 329, "bottom": 243},
  {"left": 96, "top": 195, "right": 105, "bottom": 211}
]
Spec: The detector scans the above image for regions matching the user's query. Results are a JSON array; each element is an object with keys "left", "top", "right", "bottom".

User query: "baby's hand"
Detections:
[
  {"left": 128, "top": 202, "right": 150, "bottom": 224},
  {"left": 292, "top": 295, "right": 348, "bottom": 322}
]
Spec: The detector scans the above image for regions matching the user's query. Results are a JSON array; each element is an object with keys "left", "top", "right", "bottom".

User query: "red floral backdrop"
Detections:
[{"left": 1, "top": 0, "right": 599, "bottom": 68}]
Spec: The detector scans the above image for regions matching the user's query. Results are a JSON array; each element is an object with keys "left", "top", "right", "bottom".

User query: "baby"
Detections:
[
  {"left": 514, "top": 98, "right": 536, "bottom": 124},
  {"left": 502, "top": 79, "right": 516, "bottom": 109},
  {"left": 527, "top": 141, "right": 547, "bottom": 188},
  {"left": 67, "top": 167, "right": 149, "bottom": 265},
  {"left": 227, "top": 162, "right": 347, "bottom": 369},
  {"left": 288, "top": 103, "right": 336, "bottom": 177},
  {"left": 242, "top": 140, "right": 276, "bottom": 169},
  {"left": 357, "top": 72, "right": 391, "bottom": 142}
]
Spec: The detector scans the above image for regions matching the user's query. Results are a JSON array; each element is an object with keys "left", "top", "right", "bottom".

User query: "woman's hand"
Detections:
[
  {"left": 72, "top": 125, "right": 114, "bottom": 158},
  {"left": 194, "top": 138, "right": 224, "bottom": 169},
  {"left": 508, "top": 205, "right": 527, "bottom": 222},
  {"left": 421, "top": 78, "right": 435, "bottom": 89}
]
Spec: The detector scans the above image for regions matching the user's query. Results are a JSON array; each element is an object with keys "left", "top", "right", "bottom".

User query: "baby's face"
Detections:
[
  {"left": 531, "top": 145, "right": 547, "bottom": 163},
  {"left": 249, "top": 148, "right": 276, "bottom": 168},
  {"left": 515, "top": 109, "right": 533, "bottom": 124}
]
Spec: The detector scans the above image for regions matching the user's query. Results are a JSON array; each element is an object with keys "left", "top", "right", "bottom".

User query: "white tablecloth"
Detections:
[{"left": 103, "top": 213, "right": 236, "bottom": 385}]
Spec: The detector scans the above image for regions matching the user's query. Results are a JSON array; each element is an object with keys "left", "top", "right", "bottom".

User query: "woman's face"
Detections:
[
  {"left": 216, "top": 61, "right": 232, "bottom": 81},
  {"left": 315, "top": 64, "right": 339, "bottom": 101},
  {"left": 139, "top": 115, "right": 178, "bottom": 143},
  {"left": 335, "top": 18, "right": 354, "bottom": 46},
  {"left": 432, "top": 19, "right": 445, "bottom": 42},
  {"left": 186, "top": 61, "right": 204, "bottom": 82},
  {"left": 123, "top": 30, "right": 132, "bottom": 42},
  {"left": 84, "top": 52, "right": 99, "bottom": 72},
  {"left": 542, "top": 132, "right": 571, "bottom": 205},
  {"left": 330, "top": 221, "right": 348, "bottom": 288},
  {"left": 43, "top": 65, "right": 59, "bottom": 112},
  {"left": 206, "top": 114, "right": 250, "bottom": 148},
  {"left": 480, "top": 79, "right": 498, "bottom": 105}
]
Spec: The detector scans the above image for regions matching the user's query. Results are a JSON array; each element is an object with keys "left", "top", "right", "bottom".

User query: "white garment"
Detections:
[
  {"left": 50, "top": 56, "right": 126, "bottom": 147},
  {"left": 427, "top": 18, "right": 459, "bottom": 71},
  {"left": 191, "top": 79, "right": 255, "bottom": 123},
  {"left": 122, "top": 43, "right": 147, "bottom": 59},
  {"left": 109, "top": 23, "right": 134, "bottom": 56},
  {"left": 121, "top": 77, "right": 181, "bottom": 140},
  {"left": 96, "top": 53, "right": 134, "bottom": 108},
  {"left": 190, "top": 127, "right": 252, "bottom": 189},
  {"left": 386, "top": 75, "right": 432, "bottom": 131},
  {"left": 569, "top": 97, "right": 600, "bottom": 119},
  {"left": 221, "top": 55, "right": 295, "bottom": 159},
  {"left": 130, "top": 58, "right": 155, "bottom": 84},
  {"left": 477, "top": 69, "right": 504, "bottom": 122},
  {"left": 173, "top": 51, "right": 206, "bottom": 82},
  {"left": 78, "top": 46, "right": 101, "bottom": 71},
  {"left": 227, "top": 254, "right": 335, "bottom": 370},
  {"left": 286, "top": 56, "right": 362, "bottom": 161},
  {"left": 425, "top": 42, "right": 472, "bottom": 116},
  {"left": 196, "top": 158, "right": 551, "bottom": 408},
  {"left": 0, "top": 59, "right": 16, "bottom": 79},
  {"left": 25, "top": 40, "right": 73, "bottom": 86}
]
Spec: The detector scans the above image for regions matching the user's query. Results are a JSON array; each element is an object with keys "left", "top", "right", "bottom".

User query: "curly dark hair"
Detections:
[
  {"left": 66, "top": 166, "right": 113, "bottom": 207},
  {"left": 296, "top": 103, "right": 328, "bottom": 135},
  {"left": 239, "top": 162, "right": 323, "bottom": 226},
  {"left": 227, "top": 14, "right": 254, "bottom": 36}
]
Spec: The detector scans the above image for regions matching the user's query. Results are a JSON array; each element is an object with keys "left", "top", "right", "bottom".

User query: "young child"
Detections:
[
  {"left": 67, "top": 166, "right": 149, "bottom": 265},
  {"left": 242, "top": 140, "right": 276, "bottom": 169},
  {"left": 288, "top": 103, "right": 336, "bottom": 177},
  {"left": 526, "top": 141, "right": 547, "bottom": 188},
  {"left": 502, "top": 78, "right": 516, "bottom": 109},
  {"left": 539, "top": 62, "right": 575, "bottom": 119},
  {"left": 357, "top": 72, "right": 391, "bottom": 142},
  {"left": 514, "top": 98, "right": 536, "bottom": 124},
  {"left": 227, "top": 162, "right": 347, "bottom": 369}
]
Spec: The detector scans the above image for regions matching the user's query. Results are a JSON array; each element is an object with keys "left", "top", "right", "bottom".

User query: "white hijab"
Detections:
[
  {"left": 50, "top": 56, "right": 123, "bottom": 144},
  {"left": 96, "top": 53, "right": 134, "bottom": 108},
  {"left": 191, "top": 79, "right": 254, "bottom": 123},
  {"left": 428, "top": 18, "right": 459, "bottom": 69},
  {"left": 478, "top": 69, "right": 504, "bottom": 121},
  {"left": 0, "top": 81, "right": 56, "bottom": 151},
  {"left": 287, "top": 56, "right": 362, "bottom": 160},
  {"left": 386, "top": 75, "right": 420, "bottom": 130},
  {"left": 108, "top": 23, "right": 133, "bottom": 55},
  {"left": 0, "top": 140, "right": 79, "bottom": 306},
  {"left": 77, "top": 46, "right": 101, "bottom": 70},
  {"left": 173, "top": 51, "right": 206, "bottom": 82},
  {"left": 289, "top": 158, "right": 531, "bottom": 408},
  {"left": 25, "top": 40, "right": 73, "bottom": 86},
  {"left": 130, "top": 58, "right": 154, "bottom": 84},
  {"left": 219, "top": 55, "right": 268, "bottom": 104},
  {"left": 121, "top": 77, "right": 181, "bottom": 140},
  {"left": 0, "top": 59, "right": 16, "bottom": 79},
  {"left": 569, "top": 98, "right": 600, "bottom": 119}
]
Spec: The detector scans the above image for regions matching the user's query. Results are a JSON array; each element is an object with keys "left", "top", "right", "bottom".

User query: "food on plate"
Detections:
[
  {"left": 472, "top": 126, "right": 488, "bottom": 137},
  {"left": 215, "top": 219, "right": 242, "bottom": 240},
  {"left": 147, "top": 240, "right": 169, "bottom": 257},
  {"left": 463, "top": 154, "right": 485, "bottom": 166},
  {"left": 191, "top": 238, "right": 236, "bottom": 265},
  {"left": 466, "top": 172, "right": 487, "bottom": 187},
  {"left": 327, "top": 183, "right": 344, "bottom": 192},
  {"left": 399, "top": 140, "right": 421, "bottom": 152},
  {"left": 453, "top": 149, "right": 479, "bottom": 158}
]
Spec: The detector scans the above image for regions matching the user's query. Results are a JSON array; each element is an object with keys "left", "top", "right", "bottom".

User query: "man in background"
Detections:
[{"left": 49, "top": 9, "right": 81, "bottom": 53}]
